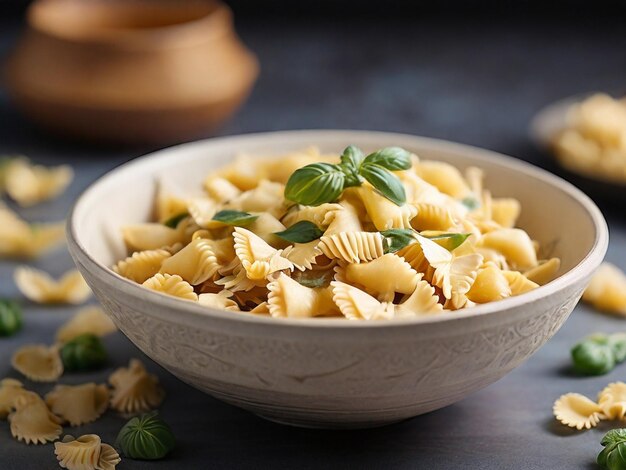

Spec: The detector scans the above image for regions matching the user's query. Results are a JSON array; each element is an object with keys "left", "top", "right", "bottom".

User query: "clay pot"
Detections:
[{"left": 4, "top": 0, "right": 259, "bottom": 145}]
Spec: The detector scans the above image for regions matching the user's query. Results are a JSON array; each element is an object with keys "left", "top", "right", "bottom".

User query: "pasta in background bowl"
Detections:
[{"left": 67, "top": 130, "right": 608, "bottom": 428}]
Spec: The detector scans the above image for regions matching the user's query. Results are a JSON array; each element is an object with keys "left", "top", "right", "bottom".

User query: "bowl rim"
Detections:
[{"left": 67, "top": 129, "right": 609, "bottom": 329}]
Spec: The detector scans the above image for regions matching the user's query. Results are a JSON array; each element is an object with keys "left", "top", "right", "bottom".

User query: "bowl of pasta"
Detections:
[{"left": 67, "top": 130, "right": 608, "bottom": 429}]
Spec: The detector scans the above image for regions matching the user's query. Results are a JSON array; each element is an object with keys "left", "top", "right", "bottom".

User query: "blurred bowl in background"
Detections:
[{"left": 4, "top": 0, "right": 258, "bottom": 146}]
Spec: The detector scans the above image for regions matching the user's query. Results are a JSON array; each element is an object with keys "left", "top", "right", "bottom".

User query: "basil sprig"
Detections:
[
  {"left": 274, "top": 221, "right": 324, "bottom": 244},
  {"left": 598, "top": 429, "right": 626, "bottom": 469},
  {"left": 212, "top": 210, "right": 258, "bottom": 226},
  {"left": 60, "top": 334, "right": 107, "bottom": 371},
  {"left": 381, "top": 228, "right": 417, "bottom": 254},
  {"left": 163, "top": 212, "right": 189, "bottom": 229},
  {"left": 421, "top": 232, "right": 471, "bottom": 251},
  {"left": 571, "top": 333, "right": 626, "bottom": 376},
  {"left": 284, "top": 145, "right": 412, "bottom": 207}
]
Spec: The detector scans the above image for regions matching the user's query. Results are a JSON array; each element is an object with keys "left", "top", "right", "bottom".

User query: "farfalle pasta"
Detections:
[
  {"left": 12, "top": 344, "right": 64, "bottom": 382},
  {"left": 14, "top": 267, "right": 92, "bottom": 305},
  {"left": 114, "top": 145, "right": 560, "bottom": 320},
  {"left": 9, "top": 391, "right": 63, "bottom": 444},
  {"left": 45, "top": 383, "right": 109, "bottom": 426},
  {"left": 109, "top": 359, "right": 165, "bottom": 415},
  {"left": 55, "top": 434, "right": 121, "bottom": 470}
]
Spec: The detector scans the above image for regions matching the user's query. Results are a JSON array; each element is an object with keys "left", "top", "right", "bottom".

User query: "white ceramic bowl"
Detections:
[{"left": 67, "top": 130, "right": 608, "bottom": 429}]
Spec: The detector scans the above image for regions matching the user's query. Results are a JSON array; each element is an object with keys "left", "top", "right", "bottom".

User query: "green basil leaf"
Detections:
[
  {"left": 598, "top": 429, "right": 626, "bottom": 468},
  {"left": 381, "top": 228, "right": 417, "bottom": 253},
  {"left": 359, "top": 163, "right": 406, "bottom": 206},
  {"left": 0, "top": 299, "right": 22, "bottom": 337},
  {"left": 274, "top": 221, "right": 324, "bottom": 244},
  {"left": 363, "top": 147, "right": 412, "bottom": 171},
  {"left": 116, "top": 411, "right": 175, "bottom": 460},
  {"left": 420, "top": 232, "right": 471, "bottom": 251},
  {"left": 609, "top": 333, "right": 626, "bottom": 363},
  {"left": 462, "top": 196, "right": 480, "bottom": 211},
  {"left": 60, "top": 334, "right": 107, "bottom": 371},
  {"left": 292, "top": 269, "right": 334, "bottom": 288},
  {"left": 340, "top": 145, "right": 365, "bottom": 171},
  {"left": 284, "top": 163, "right": 345, "bottom": 206},
  {"left": 163, "top": 212, "right": 189, "bottom": 229},
  {"left": 212, "top": 210, "right": 258, "bottom": 226},
  {"left": 571, "top": 339, "right": 615, "bottom": 376}
]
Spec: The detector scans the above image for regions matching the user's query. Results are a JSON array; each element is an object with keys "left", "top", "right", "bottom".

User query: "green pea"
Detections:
[
  {"left": 60, "top": 334, "right": 107, "bottom": 371},
  {"left": 116, "top": 411, "right": 175, "bottom": 460},
  {"left": 571, "top": 339, "right": 615, "bottom": 376},
  {"left": 0, "top": 300, "right": 22, "bottom": 337}
]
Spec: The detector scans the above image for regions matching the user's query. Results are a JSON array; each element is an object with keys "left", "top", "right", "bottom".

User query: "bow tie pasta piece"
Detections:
[
  {"left": 411, "top": 203, "right": 456, "bottom": 232},
  {"left": 478, "top": 228, "right": 538, "bottom": 271},
  {"left": 356, "top": 184, "right": 417, "bottom": 231},
  {"left": 113, "top": 248, "right": 172, "bottom": 284},
  {"left": 123, "top": 223, "right": 184, "bottom": 252},
  {"left": 185, "top": 197, "right": 221, "bottom": 229},
  {"left": 204, "top": 176, "right": 242, "bottom": 202},
  {"left": 323, "top": 201, "right": 363, "bottom": 235},
  {"left": 414, "top": 160, "right": 470, "bottom": 199},
  {"left": 490, "top": 198, "right": 521, "bottom": 228},
  {"left": 467, "top": 265, "right": 512, "bottom": 303},
  {"left": 335, "top": 253, "right": 420, "bottom": 302},
  {"left": 56, "top": 306, "right": 117, "bottom": 344},
  {"left": 155, "top": 182, "right": 188, "bottom": 224},
  {"left": 282, "top": 241, "right": 323, "bottom": 271},
  {"left": 503, "top": 271, "right": 540, "bottom": 296},
  {"left": 267, "top": 274, "right": 339, "bottom": 319},
  {"left": 109, "top": 359, "right": 164, "bottom": 415},
  {"left": 582, "top": 263, "right": 626, "bottom": 315},
  {"left": 476, "top": 247, "right": 509, "bottom": 271},
  {"left": 395, "top": 280, "right": 444, "bottom": 317},
  {"left": 281, "top": 203, "right": 343, "bottom": 228},
  {"left": 159, "top": 237, "right": 219, "bottom": 285},
  {"left": 598, "top": 382, "right": 626, "bottom": 420},
  {"left": 247, "top": 213, "right": 289, "bottom": 248},
  {"left": 12, "top": 344, "right": 63, "bottom": 382},
  {"left": 3, "top": 157, "right": 73, "bottom": 207},
  {"left": 45, "top": 383, "right": 109, "bottom": 426},
  {"left": 0, "top": 378, "right": 29, "bottom": 419},
  {"left": 0, "top": 204, "right": 65, "bottom": 259},
  {"left": 9, "top": 391, "right": 63, "bottom": 444},
  {"left": 319, "top": 232, "right": 385, "bottom": 264},
  {"left": 553, "top": 392, "right": 606, "bottom": 430},
  {"left": 233, "top": 227, "right": 293, "bottom": 280},
  {"left": 440, "top": 253, "right": 484, "bottom": 310},
  {"left": 224, "top": 180, "right": 285, "bottom": 219},
  {"left": 55, "top": 434, "right": 121, "bottom": 470},
  {"left": 331, "top": 281, "right": 395, "bottom": 320},
  {"left": 14, "top": 267, "right": 91, "bottom": 305},
  {"left": 142, "top": 274, "right": 198, "bottom": 301},
  {"left": 198, "top": 292, "right": 240, "bottom": 311},
  {"left": 399, "top": 170, "right": 451, "bottom": 208},
  {"left": 524, "top": 258, "right": 561, "bottom": 286},
  {"left": 215, "top": 263, "right": 268, "bottom": 292}
]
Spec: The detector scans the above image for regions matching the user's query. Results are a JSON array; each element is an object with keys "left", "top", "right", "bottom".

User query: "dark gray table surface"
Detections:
[{"left": 1, "top": 16, "right": 626, "bottom": 470}]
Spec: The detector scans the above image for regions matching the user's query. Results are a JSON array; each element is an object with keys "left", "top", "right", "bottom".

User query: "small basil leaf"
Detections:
[
  {"left": 212, "top": 210, "right": 258, "bottom": 226},
  {"left": 292, "top": 269, "right": 334, "bottom": 288},
  {"left": 609, "top": 333, "right": 626, "bottom": 363},
  {"left": 363, "top": 147, "right": 412, "bottom": 171},
  {"left": 420, "top": 232, "right": 471, "bottom": 251},
  {"left": 359, "top": 164, "right": 406, "bottom": 206},
  {"left": 571, "top": 339, "right": 615, "bottom": 376},
  {"left": 462, "top": 196, "right": 480, "bottom": 211},
  {"left": 284, "top": 163, "right": 345, "bottom": 206},
  {"left": 340, "top": 145, "right": 365, "bottom": 171},
  {"left": 116, "top": 411, "right": 175, "bottom": 460},
  {"left": 274, "top": 221, "right": 324, "bottom": 244},
  {"left": 381, "top": 228, "right": 417, "bottom": 254},
  {"left": 598, "top": 429, "right": 626, "bottom": 469},
  {"left": 163, "top": 212, "right": 189, "bottom": 229},
  {"left": 0, "top": 299, "right": 22, "bottom": 337},
  {"left": 60, "top": 334, "right": 107, "bottom": 371}
]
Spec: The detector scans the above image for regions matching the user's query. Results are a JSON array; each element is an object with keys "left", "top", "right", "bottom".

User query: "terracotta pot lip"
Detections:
[{"left": 27, "top": 0, "right": 231, "bottom": 48}]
